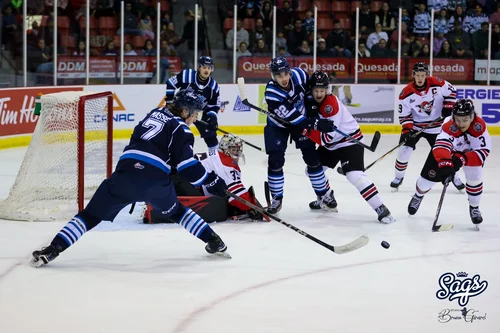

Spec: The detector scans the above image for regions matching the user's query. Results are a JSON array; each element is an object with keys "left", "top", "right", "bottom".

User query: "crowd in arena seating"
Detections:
[{"left": 219, "top": 0, "right": 499, "bottom": 60}]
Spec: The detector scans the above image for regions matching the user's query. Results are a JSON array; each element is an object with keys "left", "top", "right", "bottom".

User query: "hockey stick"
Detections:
[
  {"left": 237, "top": 77, "right": 381, "bottom": 152},
  {"left": 264, "top": 181, "right": 271, "bottom": 207},
  {"left": 336, "top": 117, "right": 445, "bottom": 175},
  {"left": 197, "top": 119, "right": 264, "bottom": 152},
  {"left": 431, "top": 176, "right": 454, "bottom": 232},
  {"left": 225, "top": 190, "right": 369, "bottom": 254}
]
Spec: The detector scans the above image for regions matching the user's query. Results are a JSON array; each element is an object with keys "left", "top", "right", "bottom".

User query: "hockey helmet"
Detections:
[
  {"left": 412, "top": 62, "right": 429, "bottom": 76},
  {"left": 452, "top": 99, "right": 475, "bottom": 118},
  {"left": 310, "top": 71, "right": 329, "bottom": 89},
  {"left": 218, "top": 133, "right": 244, "bottom": 161},
  {"left": 198, "top": 56, "right": 214, "bottom": 70},
  {"left": 270, "top": 56, "right": 291, "bottom": 77},
  {"left": 173, "top": 88, "right": 207, "bottom": 117}
]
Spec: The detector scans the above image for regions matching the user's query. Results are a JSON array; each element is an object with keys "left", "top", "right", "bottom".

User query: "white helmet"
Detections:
[{"left": 218, "top": 134, "right": 243, "bottom": 161}]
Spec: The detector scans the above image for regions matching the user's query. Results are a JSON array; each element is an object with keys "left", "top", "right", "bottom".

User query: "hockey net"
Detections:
[{"left": 0, "top": 91, "right": 113, "bottom": 221}]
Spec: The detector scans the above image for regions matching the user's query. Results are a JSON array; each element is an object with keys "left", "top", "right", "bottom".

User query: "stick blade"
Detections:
[
  {"left": 432, "top": 224, "right": 454, "bottom": 232},
  {"left": 237, "top": 77, "right": 247, "bottom": 101},
  {"left": 369, "top": 131, "right": 381, "bottom": 152},
  {"left": 336, "top": 166, "right": 345, "bottom": 176},
  {"left": 332, "top": 236, "right": 369, "bottom": 254}
]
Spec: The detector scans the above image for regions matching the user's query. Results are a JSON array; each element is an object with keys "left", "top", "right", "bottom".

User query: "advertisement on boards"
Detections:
[
  {"left": 456, "top": 87, "right": 500, "bottom": 124},
  {"left": 0, "top": 87, "right": 83, "bottom": 137},
  {"left": 57, "top": 56, "right": 182, "bottom": 79},
  {"left": 474, "top": 60, "right": 500, "bottom": 81},
  {"left": 217, "top": 84, "right": 260, "bottom": 126}
]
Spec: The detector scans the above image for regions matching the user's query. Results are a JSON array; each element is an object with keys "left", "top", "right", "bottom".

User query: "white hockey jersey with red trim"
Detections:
[
  {"left": 432, "top": 115, "right": 491, "bottom": 167},
  {"left": 398, "top": 76, "right": 456, "bottom": 134},
  {"left": 302, "top": 94, "right": 362, "bottom": 150},
  {"left": 195, "top": 151, "right": 252, "bottom": 211}
]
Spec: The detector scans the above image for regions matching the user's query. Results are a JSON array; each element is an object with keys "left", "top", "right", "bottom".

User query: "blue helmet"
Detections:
[
  {"left": 198, "top": 56, "right": 214, "bottom": 69},
  {"left": 270, "top": 56, "right": 291, "bottom": 76},
  {"left": 173, "top": 88, "right": 207, "bottom": 116}
]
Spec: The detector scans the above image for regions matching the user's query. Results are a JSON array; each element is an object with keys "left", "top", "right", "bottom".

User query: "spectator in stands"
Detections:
[
  {"left": 492, "top": 24, "right": 500, "bottom": 59},
  {"left": 160, "top": 39, "right": 176, "bottom": 56},
  {"left": 376, "top": 2, "right": 395, "bottom": 33},
  {"left": 253, "top": 38, "right": 270, "bottom": 55},
  {"left": 118, "top": 2, "right": 142, "bottom": 36},
  {"left": 428, "top": 0, "right": 448, "bottom": 12},
  {"left": 138, "top": 13, "right": 155, "bottom": 40},
  {"left": 406, "top": 32, "right": 423, "bottom": 57},
  {"left": 389, "top": 22, "right": 410, "bottom": 55},
  {"left": 40, "top": 18, "right": 60, "bottom": 49},
  {"left": 162, "top": 22, "right": 181, "bottom": 48},
  {"left": 302, "top": 10, "right": 315, "bottom": 34},
  {"left": 491, "top": 4, "right": 500, "bottom": 25},
  {"left": 218, "top": 0, "right": 235, "bottom": 33},
  {"left": 150, "top": 40, "right": 172, "bottom": 84},
  {"left": 95, "top": 0, "right": 115, "bottom": 18},
  {"left": 399, "top": 8, "right": 413, "bottom": 33},
  {"left": 1, "top": 5, "right": 17, "bottom": 51},
  {"left": 258, "top": 0, "right": 273, "bottom": 30},
  {"left": 413, "top": 4, "right": 431, "bottom": 37},
  {"left": 446, "top": 20, "right": 471, "bottom": 55},
  {"left": 434, "top": 9, "right": 450, "bottom": 34},
  {"left": 437, "top": 40, "right": 453, "bottom": 57},
  {"left": 225, "top": 18, "right": 249, "bottom": 50},
  {"left": 277, "top": 0, "right": 295, "bottom": 33},
  {"left": 358, "top": 42, "right": 371, "bottom": 57},
  {"left": 472, "top": 22, "right": 490, "bottom": 57},
  {"left": 102, "top": 40, "right": 118, "bottom": 55},
  {"left": 389, "top": 0, "right": 413, "bottom": 18},
  {"left": 326, "top": 19, "right": 353, "bottom": 58},
  {"left": 294, "top": 40, "right": 312, "bottom": 56},
  {"left": 33, "top": 39, "right": 53, "bottom": 74},
  {"left": 433, "top": 28, "right": 447, "bottom": 55},
  {"left": 447, "top": 0, "right": 466, "bottom": 14},
  {"left": 370, "top": 38, "right": 394, "bottom": 57},
  {"left": 237, "top": 41, "right": 252, "bottom": 57},
  {"left": 367, "top": 23, "right": 389, "bottom": 49},
  {"left": 352, "top": 0, "right": 376, "bottom": 33},
  {"left": 275, "top": 30, "right": 287, "bottom": 51},
  {"left": 142, "top": 39, "right": 156, "bottom": 56},
  {"left": 249, "top": 18, "right": 272, "bottom": 51},
  {"left": 135, "top": 0, "right": 156, "bottom": 19},
  {"left": 180, "top": 9, "right": 206, "bottom": 67},
  {"left": 161, "top": 13, "right": 171, "bottom": 28},
  {"left": 448, "top": 5, "right": 465, "bottom": 30},
  {"left": 73, "top": 40, "right": 86, "bottom": 56},
  {"left": 317, "top": 38, "right": 334, "bottom": 57},
  {"left": 238, "top": 0, "right": 257, "bottom": 19},
  {"left": 287, "top": 18, "right": 308, "bottom": 54},
  {"left": 123, "top": 42, "right": 138, "bottom": 55},
  {"left": 451, "top": 42, "right": 473, "bottom": 58},
  {"left": 463, "top": 4, "right": 489, "bottom": 34},
  {"left": 27, "top": 21, "right": 40, "bottom": 46},
  {"left": 416, "top": 43, "right": 431, "bottom": 57},
  {"left": 277, "top": 46, "right": 291, "bottom": 57}
]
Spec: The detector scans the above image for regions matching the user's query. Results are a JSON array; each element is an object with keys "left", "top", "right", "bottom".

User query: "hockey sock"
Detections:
[
  {"left": 306, "top": 164, "right": 330, "bottom": 196},
  {"left": 173, "top": 207, "right": 211, "bottom": 241},
  {"left": 394, "top": 146, "right": 413, "bottom": 179},
  {"left": 466, "top": 180, "right": 483, "bottom": 207},
  {"left": 268, "top": 168, "right": 284, "bottom": 199},
  {"left": 415, "top": 176, "right": 434, "bottom": 197},
  {"left": 51, "top": 215, "right": 89, "bottom": 251},
  {"left": 346, "top": 171, "right": 383, "bottom": 210}
]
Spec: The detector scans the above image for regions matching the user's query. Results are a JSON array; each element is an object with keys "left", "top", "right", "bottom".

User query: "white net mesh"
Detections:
[{"left": 0, "top": 91, "right": 111, "bottom": 221}]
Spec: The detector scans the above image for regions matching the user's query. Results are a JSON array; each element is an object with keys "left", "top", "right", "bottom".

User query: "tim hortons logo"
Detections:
[{"left": 0, "top": 95, "right": 38, "bottom": 126}]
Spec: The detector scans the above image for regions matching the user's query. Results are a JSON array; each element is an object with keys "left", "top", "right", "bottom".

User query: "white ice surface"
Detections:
[{"left": 0, "top": 134, "right": 499, "bottom": 333}]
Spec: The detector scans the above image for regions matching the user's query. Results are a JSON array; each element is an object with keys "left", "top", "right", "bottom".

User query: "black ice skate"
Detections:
[
  {"left": 266, "top": 196, "right": 283, "bottom": 215},
  {"left": 408, "top": 194, "right": 424, "bottom": 215},
  {"left": 29, "top": 245, "right": 61, "bottom": 268},
  {"left": 452, "top": 177, "right": 466, "bottom": 192},
  {"left": 205, "top": 232, "right": 231, "bottom": 258},
  {"left": 390, "top": 177, "right": 404, "bottom": 191},
  {"left": 469, "top": 206, "right": 483, "bottom": 225},
  {"left": 309, "top": 190, "right": 338, "bottom": 211},
  {"left": 376, "top": 205, "right": 395, "bottom": 224}
]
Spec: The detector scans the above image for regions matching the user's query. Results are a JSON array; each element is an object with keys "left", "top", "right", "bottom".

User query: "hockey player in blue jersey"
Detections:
[
  {"left": 30, "top": 89, "right": 230, "bottom": 267},
  {"left": 166, "top": 56, "right": 220, "bottom": 154},
  {"left": 264, "top": 56, "right": 337, "bottom": 214}
]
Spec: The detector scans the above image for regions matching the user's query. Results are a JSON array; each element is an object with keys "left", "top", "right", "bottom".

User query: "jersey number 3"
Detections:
[{"left": 141, "top": 118, "right": 164, "bottom": 140}]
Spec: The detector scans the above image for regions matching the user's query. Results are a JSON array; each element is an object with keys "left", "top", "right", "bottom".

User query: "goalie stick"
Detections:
[
  {"left": 197, "top": 119, "right": 264, "bottom": 152},
  {"left": 226, "top": 190, "right": 369, "bottom": 254},
  {"left": 336, "top": 117, "right": 445, "bottom": 175},
  {"left": 431, "top": 176, "right": 454, "bottom": 232},
  {"left": 237, "top": 77, "right": 381, "bottom": 153}
]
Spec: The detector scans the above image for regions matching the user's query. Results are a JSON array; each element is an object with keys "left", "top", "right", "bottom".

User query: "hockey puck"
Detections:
[{"left": 381, "top": 241, "right": 390, "bottom": 249}]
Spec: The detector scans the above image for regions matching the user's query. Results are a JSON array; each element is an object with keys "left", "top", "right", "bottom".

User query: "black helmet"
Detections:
[
  {"left": 310, "top": 71, "right": 329, "bottom": 89},
  {"left": 452, "top": 99, "right": 475, "bottom": 117},
  {"left": 412, "top": 62, "right": 429, "bottom": 75}
]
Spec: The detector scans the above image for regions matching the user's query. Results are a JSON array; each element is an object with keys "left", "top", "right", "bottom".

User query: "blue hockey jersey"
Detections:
[
  {"left": 119, "top": 107, "right": 208, "bottom": 186},
  {"left": 264, "top": 67, "right": 310, "bottom": 128},
  {"left": 166, "top": 69, "right": 220, "bottom": 117}
]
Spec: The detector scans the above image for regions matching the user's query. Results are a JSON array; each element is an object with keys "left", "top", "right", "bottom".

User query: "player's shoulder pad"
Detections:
[
  {"left": 428, "top": 76, "right": 446, "bottom": 87},
  {"left": 173, "top": 117, "right": 194, "bottom": 136},
  {"left": 399, "top": 84, "right": 414, "bottom": 100},
  {"left": 468, "top": 116, "right": 487, "bottom": 137},
  {"left": 319, "top": 94, "right": 339, "bottom": 117},
  {"left": 265, "top": 81, "right": 287, "bottom": 101},
  {"left": 209, "top": 77, "right": 219, "bottom": 91},
  {"left": 291, "top": 67, "right": 308, "bottom": 85},
  {"left": 441, "top": 118, "right": 461, "bottom": 137}
]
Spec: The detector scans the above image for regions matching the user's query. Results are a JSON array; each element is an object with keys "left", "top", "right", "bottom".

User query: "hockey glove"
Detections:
[
  {"left": 309, "top": 118, "right": 335, "bottom": 133},
  {"left": 401, "top": 129, "right": 416, "bottom": 147},
  {"left": 452, "top": 151, "right": 467, "bottom": 169},
  {"left": 437, "top": 159, "right": 455, "bottom": 184},
  {"left": 203, "top": 171, "right": 227, "bottom": 197},
  {"left": 204, "top": 112, "right": 218, "bottom": 131},
  {"left": 247, "top": 209, "right": 263, "bottom": 221}
]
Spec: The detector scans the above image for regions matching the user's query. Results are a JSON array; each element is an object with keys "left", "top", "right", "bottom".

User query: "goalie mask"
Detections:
[{"left": 218, "top": 134, "right": 244, "bottom": 162}]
